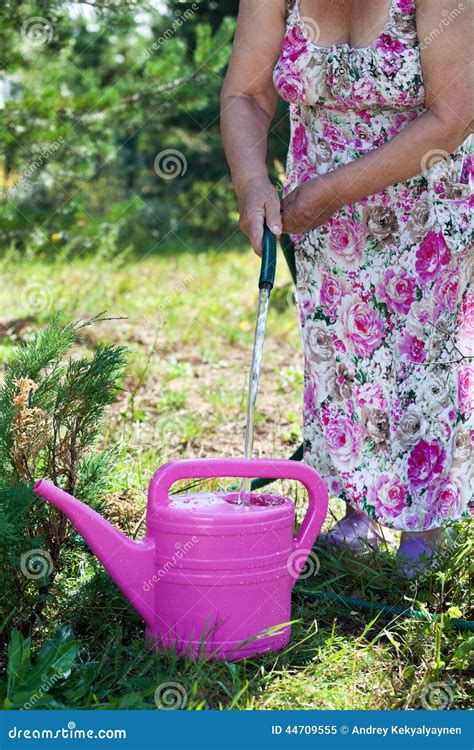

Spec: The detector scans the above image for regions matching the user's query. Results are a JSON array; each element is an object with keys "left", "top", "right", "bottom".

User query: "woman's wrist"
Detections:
[
  {"left": 232, "top": 172, "right": 271, "bottom": 198},
  {"left": 307, "top": 174, "right": 344, "bottom": 215}
]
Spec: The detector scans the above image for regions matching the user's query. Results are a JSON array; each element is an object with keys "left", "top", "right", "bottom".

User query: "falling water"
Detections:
[{"left": 239, "top": 286, "right": 271, "bottom": 503}]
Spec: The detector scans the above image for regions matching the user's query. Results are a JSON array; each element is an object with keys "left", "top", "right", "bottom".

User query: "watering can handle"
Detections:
[{"left": 148, "top": 458, "right": 328, "bottom": 585}]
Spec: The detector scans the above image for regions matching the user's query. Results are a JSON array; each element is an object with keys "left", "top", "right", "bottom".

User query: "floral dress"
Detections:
[{"left": 273, "top": 0, "right": 473, "bottom": 531}]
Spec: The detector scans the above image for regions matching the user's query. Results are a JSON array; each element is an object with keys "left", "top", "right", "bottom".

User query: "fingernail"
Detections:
[{"left": 272, "top": 225, "right": 282, "bottom": 234}]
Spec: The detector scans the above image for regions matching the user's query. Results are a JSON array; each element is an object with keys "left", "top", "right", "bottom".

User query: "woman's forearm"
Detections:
[
  {"left": 220, "top": 93, "right": 282, "bottom": 249},
  {"left": 220, "top": 94, "right": 272, "bottom": 193},
  {"left": 320, "top": 111, "right": 469, "bottom": 213},
  {"left": 218, "top": 0, "right": 285, "bottom": 248}
]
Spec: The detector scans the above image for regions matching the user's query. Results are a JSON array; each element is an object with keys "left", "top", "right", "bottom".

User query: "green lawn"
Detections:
[{"left": 0, "top": 244, "right": 472, "bottom": 710}]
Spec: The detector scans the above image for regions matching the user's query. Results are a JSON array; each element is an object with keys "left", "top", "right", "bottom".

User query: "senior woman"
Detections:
[{"left": 221, "top": 0, "right": 473, "bottom": 574}]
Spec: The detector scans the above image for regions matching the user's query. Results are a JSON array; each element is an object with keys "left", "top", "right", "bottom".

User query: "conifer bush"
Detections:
[{"left": 0, "top": 317, "right": 127, "bottom": 640}]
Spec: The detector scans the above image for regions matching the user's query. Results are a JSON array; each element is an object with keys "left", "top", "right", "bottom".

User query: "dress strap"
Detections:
[
  {"left": 388, "top": 0, "right": 418, "bottom": 45},
  {"left": 286, "top": 0, "right": 300, "bottom": 18},
  {"left": 392, "top": 0, "right": 416, "bottom": 16},
  {"left": 288, "top": 0, "right": 409, "bottom": 26},
  {"left": 289, "top": 0, "right": 413, "bottom": 18}
]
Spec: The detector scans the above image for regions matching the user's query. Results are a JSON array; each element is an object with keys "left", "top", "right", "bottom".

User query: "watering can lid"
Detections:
[
  {"left": 149, "top": 490, "right": 295, "bottom": 528},
  {"left": 169, "top": 491, "right": 287, "bottom": 509}
]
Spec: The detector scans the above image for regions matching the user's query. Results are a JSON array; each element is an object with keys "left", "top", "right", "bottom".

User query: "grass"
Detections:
[{"left": 0, "top": 243, "right": 472, "bottom": 710}]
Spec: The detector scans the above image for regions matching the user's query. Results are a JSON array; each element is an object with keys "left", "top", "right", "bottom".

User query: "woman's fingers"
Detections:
[
  {"left": 237, "top": 177, "right": 281, "bottom": 254},
  {"left": 248, "top": 212, "right": 265, "bottom": 256},
  {"left": 280, "top": 193, "right": 295, "bottom": 233},
  {"left": 264, "top": 197, "right": 282, "bottom": 238}
]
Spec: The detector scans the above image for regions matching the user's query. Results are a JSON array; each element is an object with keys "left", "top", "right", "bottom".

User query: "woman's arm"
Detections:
[
  {"left": 281, "top": 0, "right": 473, "bottom": 234},
  {"left": 220, "top": 0, "right": 286, "bottom": 253}
]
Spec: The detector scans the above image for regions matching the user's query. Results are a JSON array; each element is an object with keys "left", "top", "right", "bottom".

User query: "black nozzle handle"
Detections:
[{"left": 258, "top": 224, "right": 277, "bottom": 290}]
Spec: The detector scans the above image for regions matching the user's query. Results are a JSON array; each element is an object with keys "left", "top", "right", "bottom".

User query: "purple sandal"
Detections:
[
  {"left": 395, "top": 537, "right": 439, "bottom": 578},
  {"left": 318, "top": 510, "right": 384, "bottom": 553}
]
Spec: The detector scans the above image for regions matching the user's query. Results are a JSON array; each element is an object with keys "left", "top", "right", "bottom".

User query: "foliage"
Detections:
[
  {"left": 2, "top": 626, "right": 80, "bottom": 709},
  {"left": 0, "top": 1, "right": 239, "bottom": 253},
  {"left": 0, "top": 316, "right": 127, "bottom": 639}
]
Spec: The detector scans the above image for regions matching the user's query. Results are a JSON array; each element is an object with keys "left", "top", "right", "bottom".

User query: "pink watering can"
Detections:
[{"left": 34, "top": 458, "right": 328, "bottom": 661}]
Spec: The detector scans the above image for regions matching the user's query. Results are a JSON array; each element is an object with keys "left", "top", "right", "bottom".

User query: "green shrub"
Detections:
[{"left": 0, "top": 317, "right": 127, "bottom": 640}]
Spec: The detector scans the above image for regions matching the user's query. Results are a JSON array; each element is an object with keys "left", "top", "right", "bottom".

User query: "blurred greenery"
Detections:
[{"left": 0, "top": 0, "right": 288, "bottom": 256}]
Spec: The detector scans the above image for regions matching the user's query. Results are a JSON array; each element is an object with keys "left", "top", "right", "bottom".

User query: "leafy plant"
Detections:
[{"left": 2, "top": 625, "right": 80, "bottom": 710}]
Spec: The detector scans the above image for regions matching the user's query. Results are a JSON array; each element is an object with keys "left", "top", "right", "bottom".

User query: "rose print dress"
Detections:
[{"left": 273, "top": 0, "right": 473, "bottom": 531}]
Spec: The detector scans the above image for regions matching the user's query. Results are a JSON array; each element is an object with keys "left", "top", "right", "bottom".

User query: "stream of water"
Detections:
[{"left": 239, "top": 286, "right": 271, "bottom": 503}]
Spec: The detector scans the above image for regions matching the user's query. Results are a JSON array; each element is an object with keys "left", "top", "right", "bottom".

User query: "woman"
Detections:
[{"left": 221, "top": 0, "right": 473, "bottom": 573}]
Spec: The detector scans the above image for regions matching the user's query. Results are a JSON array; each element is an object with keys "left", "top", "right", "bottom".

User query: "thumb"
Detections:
[{"left": 264, "top": 198, "right": 282, "bottom": 237}]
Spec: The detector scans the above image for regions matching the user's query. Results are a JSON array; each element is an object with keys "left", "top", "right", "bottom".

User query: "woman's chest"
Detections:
[
  {"left": 296, "top": 0, "right": 395, "bottom": 50},
  {"left": 274, "top": 0, "right": 425, "bottom": 112}
]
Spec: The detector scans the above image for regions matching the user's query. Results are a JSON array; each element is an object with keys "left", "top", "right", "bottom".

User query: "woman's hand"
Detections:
[
  {"left": 236, "top": 175, "right": 282, "bottom": 255},
  {"left": 281, "top": 177, "right": 340, "bottom": 234}
]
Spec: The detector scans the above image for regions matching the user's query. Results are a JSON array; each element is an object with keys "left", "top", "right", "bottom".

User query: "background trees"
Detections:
[{"left": 0, "top": 0, "right": 288, "bottom": 255}]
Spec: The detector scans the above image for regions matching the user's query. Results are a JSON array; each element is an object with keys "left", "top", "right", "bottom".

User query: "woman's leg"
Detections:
[
  {"left": 319, "top": 503, "right": 388, "bottom": 552},
  {"left": 400, "top": 527, "right": 444, "bottom": 545},
  {"left": 396, "top": 527, "right": 445, "bottom": 577}
]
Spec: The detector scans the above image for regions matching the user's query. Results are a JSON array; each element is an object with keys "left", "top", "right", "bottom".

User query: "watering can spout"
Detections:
[{"left": 34, "top": 480, "right": 155, "bottom": 626}]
